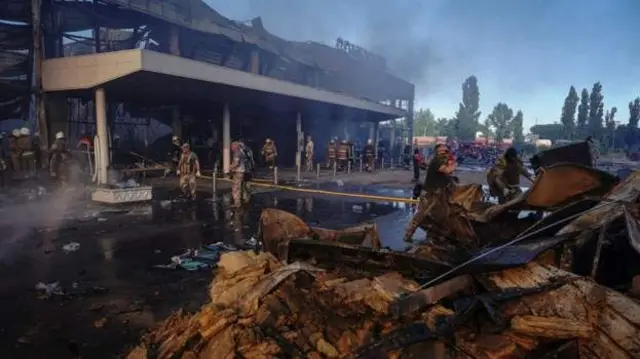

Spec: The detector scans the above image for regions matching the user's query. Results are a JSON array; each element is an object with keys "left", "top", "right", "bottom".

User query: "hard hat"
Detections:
[
  {"left": 12, "top": 129, "right": 20, "bottom": 137},
  {"left": 266, "top": 138, "right": 272, "bottom": 143},
  {"left": 55, "top": 131, "right": 65, "bottom": 139},
  {"left": 330, "top": 139, "right": 335, "bottom": 143},
  {"left": 20, "top": 127, "right": 30, "bottom": 136},
  {"left": 367, "top": 139, "right": 373, "bottom": 144},
  {"left": 172, "top": 136, "right": 179, "bottom": 142}
]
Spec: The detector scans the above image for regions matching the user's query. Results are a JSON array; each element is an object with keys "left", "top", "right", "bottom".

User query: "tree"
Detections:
[
  {"left": 627, "top": 98, "right": 640, "bottom": 148},
  {"left": 604, "top": 107, "right": 617, "bottom": 149},
  {"left": 453, "top": 76, "right": 481, "bottom": 140},
  {"left": 588, "top": 82, "right": 604, "bottom": 140},
  {"left": 511, "top": 110, "right": 524, "bottom": 144},
  {"left": 560, "top": 86, "right": 579, "bottom": 139},
  {"left": 530, "top": 123, "right": 564, "bottom": 142},
  {"left": 487, "top": 103, "right": 514, "bottom": 141},
  {"left": 576, "top": 88, "right": 589, "bottom": 139},
  {"left": 413, "top": 109, "right": 437, "bottom": 136}
]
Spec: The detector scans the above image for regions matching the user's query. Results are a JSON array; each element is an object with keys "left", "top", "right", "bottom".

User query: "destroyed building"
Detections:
[{"left": 0, "top": 0, "right": 414, "bottom": 176}]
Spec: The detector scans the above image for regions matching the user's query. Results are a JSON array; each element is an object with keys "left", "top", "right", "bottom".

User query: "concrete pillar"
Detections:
[
  {"left": 171, "top": 106, "right": 181, "bottom": 139},
  {"left": 407, "top": 95, "right": 415, "bottom": 147},
  {"left": 95, "top": 88, "right": 109, "bottom": 185},
  {"left": 296, "top": 112, "right": 302, "bottom": 167},
  {"left": 390, "top": 119, "right": 396, "bottom": 150},
  {"left": 374, "top": 122, "right": 380, "bottom": 159},
  {"left": 368, "top": 123, "right": 375, "bottom": 142},
  {"left": 222, "top": 103, "right": 231, "bottom": 174}
]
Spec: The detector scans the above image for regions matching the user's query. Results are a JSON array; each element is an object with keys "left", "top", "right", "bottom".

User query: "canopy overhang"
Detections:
[{"left": 42, "top": 49, "right": 406, "bottom": 122}]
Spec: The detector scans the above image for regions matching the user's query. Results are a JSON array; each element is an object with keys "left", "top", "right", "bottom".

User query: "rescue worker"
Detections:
[
  {"left": 364, "top": 139, "right": 375, "bottom": 172},
  {"left": 50, "top": 132, "right": 72, "bottom": 186},
  {"left": 230, "top": 141, "right": 253, "bottom": 208},
  {"left": 305, "top": 135, "right": 314, "bottom": 172},
  {"left": 165, "top": 135, "right": 181, "bottom": 177},
  {"left": 486, "top": 147, "right": 533, "bottom": 204},
  {"left": 261, "top": 138, "right": 277, "bottom": 170},
  {"left": 177, "top": 143, "right": 200, "bottom": 200},
  {"left": 0, "top": 133, "right": 7, "bottom": 188},
  {"left": 9, "top": 129, "right": 21, "bottom": 174},
  {"left": 327, "top": 139, "right": 337, "bottom": 169},
  {"left": 337, "top": 140, "right": 349, "bottom": 171},
  {"left": 403, "top": 144, "right": 457, "bottom": 242}
]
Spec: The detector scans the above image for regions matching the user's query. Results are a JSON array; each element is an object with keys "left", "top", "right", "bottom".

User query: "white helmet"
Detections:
[
  {"left": 172, "top": 136, "right": 179, "bottom": 142},
  {"left": 20, "top": 127, "right": 30, "bottom": 136},
  {"left": 55, "top": 131, "right": 65, "bottom": 139},
  {"left": 367, "top": 139, "right": 373, "bottom": 145},
  {"left": 12, "top": 129, "right": 20, "bottom": 137}
]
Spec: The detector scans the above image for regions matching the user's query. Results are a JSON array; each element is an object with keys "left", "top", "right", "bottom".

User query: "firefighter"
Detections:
[
  {"left": 177, "top": 143, "right": 201, "bottom": 200},
  {"left": 50, "top": 132, "right": 72, "bottom": 186},
  {"left": 261, "top": 138, "right": 277, "bottom": 170},
  {"left": 305, "top": 135, "right": 314, "bottom": 172},
  {"left": 364, "top": 139, "right": 375, "bottom": 172},
  {"left": 487, "top": 147, "right": 533, "bottom": 204},
  {"left": 230, "top": 141, "right": 253, "bottom": 208},
  {"left": 403, "top": 144, "right": 457, "bottom": 242},
  {"left": 337, "top": 140, "right": 349, "bottom": 171},
  {"left": 165, "top": 135, "right": 181, "bottom": 177},
  {"left": 9, "top": 129, "right": 21, "bottom": 174},
  {"left": 327, "top": 139, "right": 337, "bottom": 169},
  {"left": 18, "top": 128, "right": 35, "bottom": 177}
]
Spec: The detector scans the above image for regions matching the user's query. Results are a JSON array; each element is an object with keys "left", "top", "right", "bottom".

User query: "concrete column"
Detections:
[
  {"left": 407, "top": 96, "right": 415, "bottom": 147},
  {"left": 222, "top": 103, "right": 231, "bottom": 174},
  {"left": 368, "top": 123, "right": 375, "bottom": 142},
  {"left": 390, "top": 119, "right": 396, "bottom": 150},
  {"left": 296, "top": 112, "right": 302, "bottom": 167},
  {"left": 374, "top": 122, "right": 380, "bottom": 159},
  {"left": 95, "top": 88, "right": 109, "bottom": 185},
  {"left": 171, "top": 106, "right": 181, "bottom": 139}
]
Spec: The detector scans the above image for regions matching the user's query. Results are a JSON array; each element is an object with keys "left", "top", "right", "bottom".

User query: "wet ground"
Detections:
[{"left": 0, "top": 182, "right": 411, "bottom": 359}]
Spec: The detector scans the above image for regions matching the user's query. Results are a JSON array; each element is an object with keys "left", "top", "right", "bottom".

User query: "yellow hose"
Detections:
[{"left": 198, "top": 174, "right": 419, "bottom": 204}]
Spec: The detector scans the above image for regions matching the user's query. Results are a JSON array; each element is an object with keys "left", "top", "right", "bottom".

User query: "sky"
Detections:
[{"left": 209, "top": 0, "right": 640, "bottom": 130}]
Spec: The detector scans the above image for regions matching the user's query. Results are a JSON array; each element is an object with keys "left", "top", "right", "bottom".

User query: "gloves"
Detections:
[
  {"left": 196, "top": 171, "right": 201, "bottom": 177},
  {"left": 176, "top": 170, "right": 181, "bottom": 175}
]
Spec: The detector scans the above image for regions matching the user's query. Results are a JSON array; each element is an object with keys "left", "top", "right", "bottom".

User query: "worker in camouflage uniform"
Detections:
[
  {"left": 487, "top": 147, "right": 533, "bottom": 204},
  {"left": 364, "top": 139, "right": 375, "bottom": 172},
  {"left": 337, "top": 140, "right": 349, "bottom": 171},
  {"left": 261, "top": 138, "right": 277, "bottom": 170},
  {"left": 230, "top": 141, "right": 253, "bottom": 207},
  {"left": 403, "top": 144, "right": 457, "bottom": 242},
  {"left": 49, "top": 132, "right": 73, "bottom": 186},
  {"left": 177, "top": 143, "right": 201, "bottom": 200},
  {"left": 327, "top": 139, "right": 337, "bottom": 169},
  {"left": 305, "top": 135, "right": 314, "bottom": 172}
]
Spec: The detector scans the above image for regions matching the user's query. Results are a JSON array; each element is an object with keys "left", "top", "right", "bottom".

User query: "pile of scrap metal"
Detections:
[{"left": 126, "top": 172, "right": 640, "bottom": 358}]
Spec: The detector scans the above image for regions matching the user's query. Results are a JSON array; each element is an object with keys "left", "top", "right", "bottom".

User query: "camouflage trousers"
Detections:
[
  {"left": 305, "top": 156, "right": 314, "bottom": 172},
  {"left": 179, "top": 174, "right": 197, "bottom": 199},
  {"left": 232, "top": 172, "right": 250, "bottom": 207}
]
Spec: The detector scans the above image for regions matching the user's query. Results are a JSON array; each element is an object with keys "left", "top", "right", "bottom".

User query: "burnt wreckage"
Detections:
[{"left": 124, "top": 144, "right": 640, "bottom": 358}]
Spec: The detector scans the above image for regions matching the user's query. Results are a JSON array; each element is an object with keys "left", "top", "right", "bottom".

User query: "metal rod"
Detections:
[
  {"left": 316, "top": 163, "right": 320, "bottom": 179},
  {"left": 332, "top": 161, "right": 337, "bottom": 178},
  {"left": 273, "top": 166, "right": 278, "bottom": 184},
  {"left": 590, "top": 222, "right": 608, "bottom": 278}
]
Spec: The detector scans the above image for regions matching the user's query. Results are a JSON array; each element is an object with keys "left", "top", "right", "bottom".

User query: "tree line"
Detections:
[{"left": 412, "top": 75, "right": 640, "bottom": 150}]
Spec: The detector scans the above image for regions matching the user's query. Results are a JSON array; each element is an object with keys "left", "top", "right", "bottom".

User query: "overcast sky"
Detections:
[{"left": 209, "top": 0, "right": 640, "bottom": 130}]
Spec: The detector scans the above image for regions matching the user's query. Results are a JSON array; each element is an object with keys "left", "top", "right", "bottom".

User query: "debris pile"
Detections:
[{"left": 127, "top": 250, "right": 640, "bottom": 359}]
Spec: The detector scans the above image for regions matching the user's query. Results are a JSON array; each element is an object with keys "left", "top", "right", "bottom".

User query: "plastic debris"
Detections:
[
  {"left": 62, "top": 242, "right": 80, "bottom": 253},
  {"left": 154, "top": 243, "right": 240, "bottom": 271}
]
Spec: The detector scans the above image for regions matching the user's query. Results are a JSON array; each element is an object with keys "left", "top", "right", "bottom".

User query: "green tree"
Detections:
[
  {"left": 560, "top": 86, "right": 578, "bottom": 139},
  {"left": 453, "top": 76, "right": 481, "bottom": 140},
  {"left": 588, "top": 82, "right": 604, "bottom": 140},
  {"left": 627, "top": 98, "right": 640, "bottom": 147},
  {"left": 576, "top": 88, "right": 589, "bottom": 139},
  {"left": 511, "top": 110, "right": 524, "bottom": 144},
  {"left": 530, "top": 123, "right": 564, "bottom": 142},
  {"left": 413, "top": 109, "right": 437, "bottom": 136},
  {"left": 487, "top": 103, "right": 514, "bottom": 141},
  {"left": 604, "top": 107, "right": 617, "bottom": 150}
]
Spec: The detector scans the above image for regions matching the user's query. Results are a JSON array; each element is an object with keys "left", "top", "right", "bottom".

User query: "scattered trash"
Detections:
[
  {"left": 154, "top": 242, "right": 240, "bottom": 271},
  {"left": 35, "top": 282, "right": 63, "bottom": 298},
  {"left": 62, "top": 242, "right": 80, "bottom": 253},
  {"left": 244, "top": 237, "right": 258, "bottom": 248}
]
